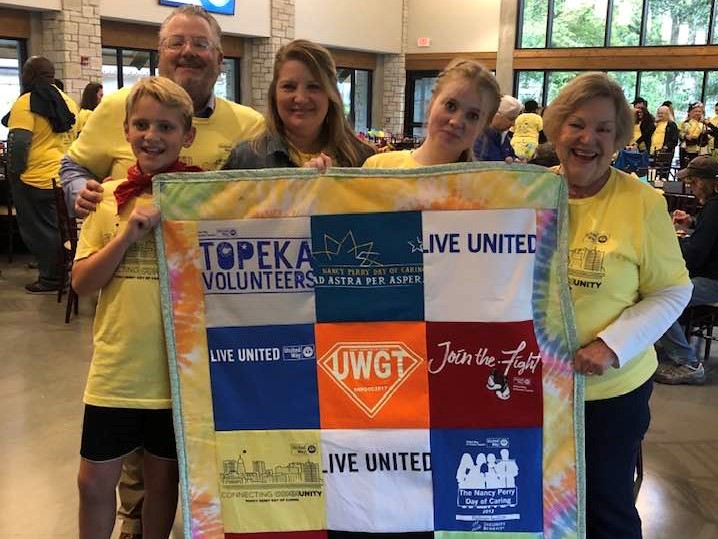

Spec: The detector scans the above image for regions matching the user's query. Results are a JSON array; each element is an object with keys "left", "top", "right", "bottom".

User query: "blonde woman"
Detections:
[{"left": 363, "top": 58, "right": 500, "bottom": 168}]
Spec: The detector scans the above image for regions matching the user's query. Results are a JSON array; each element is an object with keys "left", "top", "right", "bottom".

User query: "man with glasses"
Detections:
[
  {"left": 61, "top": 5, "right": 265, "bottom": 217},
  {"left": 60, "top": 7, "right": 264, "bottom": 539}
]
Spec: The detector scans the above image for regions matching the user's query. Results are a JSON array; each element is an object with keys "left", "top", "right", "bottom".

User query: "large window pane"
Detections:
[
  {"left": 520, "top": 0, "right": 548, "bottom": 48},
  {"left": 607, "top": 71, "right": 638, "bottom": 102},
  {"left": 214, "top": 58, "right": 237, "bottom": 102},
  {"left": 0, "top": 39, "right": 22, "bottom": 140},
  {"left": 645, "top": 0, "right": 711, "bottom": 46},
  {"left": 610, "top": 0, "right": 642, "bottom": 46},
  {"left": 353, "top": 69, "right": 370, "bottom": 134},
  {"left": 101, "top": 48, "right": 119, "bottom": 95},
  {"left": 547, "top": 71, "right": 581, "bottom": 103},
  {"left": 413, "top": 76, "right": 436, "bottom": 125},
  {"left": 639, "top": 71, "right": 704, "bottom": 119},
  {"left": 704, "top": 72, "right": 718, "bottom": 122},
  {"left": 121, "top": 49, "right": 152, "bottom": 88},
  {"left": 551, "top": 0, "right": 607, "bottom": 48},
  {"left": 516, "top": 71, "right": 544, "bottom": 105}
]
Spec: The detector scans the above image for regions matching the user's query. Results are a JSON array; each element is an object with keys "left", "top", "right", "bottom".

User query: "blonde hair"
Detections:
[
  {"left": 427, "top": 58, "right": 501, "bottom": 162},
  {"left": 543, "top": 72, "right": 634, "bottom": 151},
  {"left": 125, "top": 77, "right": 194, "bottom": 131},
  {"left": 266, "top": 39, "right": 374, "bottom": 166},
  {"left": 159, "top": 5, "right": 222, "bottom": 53}
]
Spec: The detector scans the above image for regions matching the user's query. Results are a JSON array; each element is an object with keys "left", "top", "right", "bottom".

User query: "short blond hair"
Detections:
[
  {"left": 543, "top": 72, "right": 634, "bottom": 152},
  {"left": 429, "top": 58, "right": 501, "bottom": 161},
  {"left": 125, "top": 77, "right": 194, "bottom": 132}
]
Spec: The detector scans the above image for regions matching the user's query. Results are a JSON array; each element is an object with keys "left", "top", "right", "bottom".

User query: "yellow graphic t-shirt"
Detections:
[
  {"left": 511, "top": 112, "right": 543, "bottom": 159},
  {"left": 67, "top": 86, "right": 265, "bottom": 180},
  {"left": 566, "top": 168, "right": 689, "bottom": 400},
  {"left": 7, "top": 88, "right": 79, "bottom": 189},
  {"left": 76, "top": 180, "right": 170, "bottom": 409},
  {"left": 651, "top": 121, "right": 667, "bottom": 153}
]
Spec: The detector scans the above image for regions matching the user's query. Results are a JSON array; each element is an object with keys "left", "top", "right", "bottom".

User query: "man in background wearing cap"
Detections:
[
  {"left": 654, "top": 155, "right": 718, "bottom": 385},
  {"left": 473, "top": 95, "right": 522, "bottom": 162}
]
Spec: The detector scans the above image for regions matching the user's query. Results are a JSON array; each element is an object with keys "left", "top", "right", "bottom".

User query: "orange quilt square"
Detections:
[{"left": 315, "top": 322, "right": 429, "bottom": 429}]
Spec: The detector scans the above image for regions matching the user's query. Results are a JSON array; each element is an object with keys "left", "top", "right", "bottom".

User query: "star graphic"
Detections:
[{"left": 408, "top": 236, "right": 425, "bottom": 253}]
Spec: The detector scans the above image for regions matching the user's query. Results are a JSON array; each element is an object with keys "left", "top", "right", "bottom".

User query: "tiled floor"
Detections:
[{"left": 1, "top": 255, "right": 716, "bottom": 538}]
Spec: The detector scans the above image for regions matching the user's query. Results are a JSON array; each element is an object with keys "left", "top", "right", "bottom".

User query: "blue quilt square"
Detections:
[
  {"left": 207, "top": 324, "right": 319, "bottom": 430},
  {"left": 430, "top": 428, "right": 543, "bottom": 533},
  {"left": 311, "top": 212, "right": 424, "bottom": 322}
]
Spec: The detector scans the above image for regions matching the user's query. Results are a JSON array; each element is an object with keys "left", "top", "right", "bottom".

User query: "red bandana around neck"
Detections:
[{"left": 114, "top": 160, "right": 203, "bottom": 212}]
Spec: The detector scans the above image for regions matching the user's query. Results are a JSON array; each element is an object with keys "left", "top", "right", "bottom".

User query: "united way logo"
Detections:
[{"left": 318, "top": 342, "right": 423, "bottom": 417}]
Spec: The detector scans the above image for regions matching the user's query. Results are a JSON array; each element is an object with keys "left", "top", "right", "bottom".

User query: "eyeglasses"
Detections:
[{"left": 161, "top": 36, "right": 216, "bottom": 52}]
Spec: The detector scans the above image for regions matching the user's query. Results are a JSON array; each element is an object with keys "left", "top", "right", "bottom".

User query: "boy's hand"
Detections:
[
  {"left": 303, "top": 153, "right": 332, "bottom": 173},
  {"left": 75, "top": 179, "right": 104, "bottom": 218},
  {"left": 672, "top": 209, "right": 692, "bottom": 226},
  {"left": 123, "top": 206, "right": 160, "bottom": 244}
]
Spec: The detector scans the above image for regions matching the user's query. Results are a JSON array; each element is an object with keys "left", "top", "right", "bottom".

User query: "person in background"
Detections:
[
  {"left": 528, "top": 141, "right": 560, "bottom": 168},
  {"left": 60, "top": 6, "right": 264, "bottom": 538},
  {"left": 74, "top": 77, "right": 200, "bottom": 539},
  {"left": 661, "top": 100, "right": 675, "bottom": 122},
  {"left": 654, "top": 155, "right": 718, "bottom": 385},
  {"left": 76, "top": 82, "right": 104, "bottom": 133},
  {"left": 650, "top": 105, "right": 678, "bottom": 179},
  {"left": 473, "top": 94, "right": 522, "bottom": 162},
  {"left": 679, "top": 101, "right": 709, "bottom": 169},
  {"left": 362, "top": 58, "right": 500, "bottom": 168},
  {"left": 6, "top": 56, "right": 78, "bottom": 293},
  {"left": 544, "top": 72, "right": 690, "bottom": 539},
  {"left": 511, "top": 98, "right": 543, "bottom": 160},
  {"left": 223, "top": 39, "right": 374, "bottom": 170},
  {"left": 54, "top": 78, "right": 65, "bottom": 92},
  {"left": 630, "top": 97, "right": 655, "bottom": 153}
]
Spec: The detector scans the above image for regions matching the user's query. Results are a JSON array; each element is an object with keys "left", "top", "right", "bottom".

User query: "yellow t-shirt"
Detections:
[
  {"left": 76, "top": 180, "right": 170, "bottom": 409},
  {"left": 631, "top": 123, "right": 641, "bottom": 147},
  {"left": 362, "top": 150, "right": 421, "bottom": 169},
  {"left": 8, "top": 88, "right": 79, "bottom": 189},
  {"left": 75, "top": 108, "right": 93, "bottom": 134},
  {"left": 680, "top": 119, "right": 707, "bottom": 154},
  {"left": 566, "top": 168, "right": 690, "bottom": 400},
  {"left": 512, "top": 112, "right": 542, "bottom": 142},
  {"left": 67, "top": 86, "right": 266, "bottom": 180},
  {"left": 651, "top": 120, "right": 667, "bottom": 153}
]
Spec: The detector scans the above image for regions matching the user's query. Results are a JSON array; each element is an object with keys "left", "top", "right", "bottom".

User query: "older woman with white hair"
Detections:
[
  {"left": 543, "top": 72, "right": 691, "bottom": 539},
  {"left": 473, "top": 94, "right": 522, "bottom": 162}
]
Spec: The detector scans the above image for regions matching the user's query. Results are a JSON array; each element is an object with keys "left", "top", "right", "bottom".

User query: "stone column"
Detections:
[
  {"left": 249, "top": 0, "right": 295, "bottom": 113},
  {"left": 496, "top": 0, "right": 519, "bottom": 95},
  {"left": 41, "top": 0, "right": 102, "bottom": 103},
  {"left": 380, "top": 0, "right": 408, "bottom": 136}
]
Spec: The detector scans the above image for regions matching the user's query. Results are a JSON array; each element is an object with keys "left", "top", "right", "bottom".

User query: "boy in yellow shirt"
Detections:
[{"left": 72, "top": 77, "right": 200, "bottom": 539}]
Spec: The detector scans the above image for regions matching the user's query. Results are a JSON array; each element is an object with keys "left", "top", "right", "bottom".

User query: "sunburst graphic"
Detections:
[{"left": 313, "top": 231, "right": 382, "bottom": 267}]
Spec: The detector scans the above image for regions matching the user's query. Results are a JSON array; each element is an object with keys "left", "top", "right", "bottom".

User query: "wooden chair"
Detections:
[{"left": 51, "top": 178, "right": 79, "bottom": 322}]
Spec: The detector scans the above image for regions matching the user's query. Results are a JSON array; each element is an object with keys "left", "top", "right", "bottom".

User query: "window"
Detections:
[
  {"left": 0, "top": 39, "right": 26, "bottom": 140},
  {"left": 337, "top": 68, "right": 372, "bottom": 135},
  {"left": 639, "top": 71, "right": 705, "bottom": 117},
  {"left": 101, "top": 47, "right": 241, "bottom": 102},
  {"left": 405, "top": 72, "right": 438, "bottom": 138},
  {"left": 518, "top": 0, "right": 718, "bottom": 48},
  {"left": 516, "top": 71, "right": 545, "bottom": 105},
  {"left": 606, "top": 71, "right": 638, "bottom": 101},
  {"left": 551, "top": 0, "right": 608, "bottom": 48}
]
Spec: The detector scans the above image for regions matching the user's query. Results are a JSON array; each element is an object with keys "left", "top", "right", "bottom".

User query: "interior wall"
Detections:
[
  {"left": 407, "top": 0, "right": 500, "bottom": 54},
  {"left": 99, "top": 0, "right": 270, "bottom": 37},
  {"left": 295, "top": 0, "right": 402, "bottom": 53},
  {"left": 0, "top": 0, "right": 60, "bottom": 10}
]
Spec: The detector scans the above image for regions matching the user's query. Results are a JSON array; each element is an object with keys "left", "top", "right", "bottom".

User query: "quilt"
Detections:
[{"left": 154, "top": 163, "right": 583, "bottom": 539}]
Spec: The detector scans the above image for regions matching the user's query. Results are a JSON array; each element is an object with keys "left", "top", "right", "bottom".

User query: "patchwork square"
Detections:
[
  {"left": 431, "top": 428, "right": 543, "bottom": 533},
  {"left": 322, "top": 429, "right": 433, "bottom": 532},
  {"left": 311, "top": 212, "right": 424, "bottom": 322},
  {"left": 426, "top": 321, "right": 542, "bottom": 429},
  {"left": 216, "top": 430, "right": 325, "bottom": 533},
  {"left": 208, "top": 324, "right": 319, "bottom": 430},
  {"left": 199, "top": 218, "right": 316, "bottom": 327},
  {"left": 422, "top": 210, "right": 537, "bottom": 322},
  {"left": 315, "top": 322, "right": 429, "bottom": 429}
]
